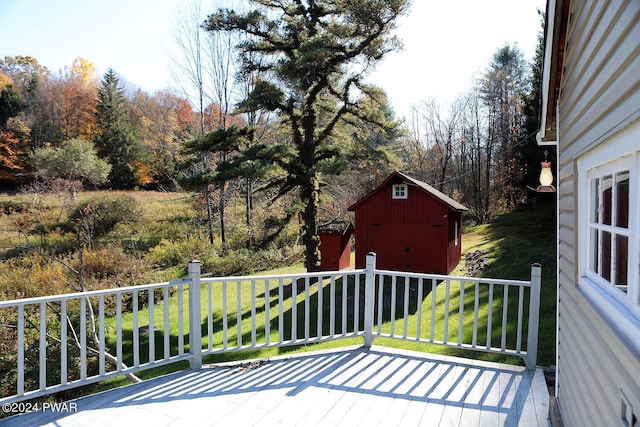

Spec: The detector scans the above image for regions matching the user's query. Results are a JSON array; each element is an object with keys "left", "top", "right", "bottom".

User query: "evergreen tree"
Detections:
[
  {"left": 0, "top": 85, "right": 23, "bottom": 127},
  {"left": 95, "top": 68, "right": 145, "bottom": 189},
  {"left": 204, "top": 0, "right": 409, "bottom": 271}
]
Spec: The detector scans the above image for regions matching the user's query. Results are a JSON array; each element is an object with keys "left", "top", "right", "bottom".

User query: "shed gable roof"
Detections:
[
  {"left": 317, "top": 221, "right": 354, "bottom": 235},
  {"left": 348, "top": 171, "right": 468, "bottom": 212}
]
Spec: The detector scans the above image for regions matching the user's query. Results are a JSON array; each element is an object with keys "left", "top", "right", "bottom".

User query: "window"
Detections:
[
  {"left": 454, "top": 220, "right": 459, "bottom": 246},
  {"left": 578, "top": 122, "right": 640, "bottom": 316},
  {"left": 392, "top": 183, "right": 407, "bottom": 199},
  {"left": 587, "top": 167, "right": 630, "bottom": 293}
]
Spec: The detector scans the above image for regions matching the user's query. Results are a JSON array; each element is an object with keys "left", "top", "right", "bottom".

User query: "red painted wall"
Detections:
[
  {"left": 319, "top": 233, "right": 351, "bottom": 271},
  {"left": 352, "top": 182, "right": 462, "bottom": 274}
]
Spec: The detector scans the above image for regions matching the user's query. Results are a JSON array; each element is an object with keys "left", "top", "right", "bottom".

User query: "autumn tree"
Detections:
[
  {"left": 0, "top": 56, "right": 48, "bottom": 95},
  {"left": 204, "top": 0, "right": 409, "bottom": 271},
  {"left": 25, "top": 60, "right": 98, "bottom": 147},
  {"left": 129, "top": 90, "right": 189, "bottom": 189},
  {"left": 95, "top": 68, "right": 148, "bottom": 189},
  {"left": 0, "top": 72, "right": 28, "bottom": 184},
  {"left": 0, "top": 56, "right": 50, "bottom": 147},
  {"left": 51, "top": 57, "right": 99, "bottom": 142},
  {"left": 0, "top": 130, "right": 26, "bottom": 185}
]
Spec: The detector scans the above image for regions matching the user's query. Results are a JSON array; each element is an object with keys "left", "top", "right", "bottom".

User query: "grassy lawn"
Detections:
[
  {"left": 464, "top": 202, "right": 557, "bottom": 367},
  {"left": 99, "top": 202, "right": 557, "bottom": 390}
]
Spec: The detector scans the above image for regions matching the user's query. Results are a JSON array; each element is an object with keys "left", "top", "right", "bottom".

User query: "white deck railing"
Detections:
[{"left": 0, "top": 253, "right": 541, "bottom": 404}]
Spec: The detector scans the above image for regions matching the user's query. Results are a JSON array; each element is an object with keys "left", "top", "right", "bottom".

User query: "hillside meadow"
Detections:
[{"left": 0, "top": 190, "right": 304, "bottom": 300}]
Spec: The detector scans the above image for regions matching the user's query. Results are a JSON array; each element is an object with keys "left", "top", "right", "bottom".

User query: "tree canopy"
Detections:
[{"left": 204, "top": 0, "right": 409, "bottom": 271}]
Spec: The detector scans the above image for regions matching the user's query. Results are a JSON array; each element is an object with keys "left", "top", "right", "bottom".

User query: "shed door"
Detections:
[{"left": 374, "top": 224, "right": 438, "bottom": 272}]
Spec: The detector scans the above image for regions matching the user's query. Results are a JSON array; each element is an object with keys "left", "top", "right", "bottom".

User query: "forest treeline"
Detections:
[{"left": 0, "top": 2, "right": 546, "bottom": 271}]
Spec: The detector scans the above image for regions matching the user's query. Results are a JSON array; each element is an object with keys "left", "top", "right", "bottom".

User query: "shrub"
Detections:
[
  {"left": 206, "top": 250, "right": 252, "bottom": 276},
  {"left": 146, "top": 234, "right": 219, "bottom": 271},
  {"left": 22, "top": 227, "right": 77, "bottom": 256},
  {"left": 204, "top": 245, "right": 304, "bottom": 277},
  {"left": 79, "top": 246, "right": 157, "bottom": 289},
  {"left": 146, "top": 236, "right": 304, "bottom": 278},
  {"left": 0, "top": 200, "right": 26, "bottom": 215},
  {"left": 0, "top": 253, "right": 70, "bottom": 299},
  {"left": 69, "top": 195, "right": 139, "bottom": 239}
]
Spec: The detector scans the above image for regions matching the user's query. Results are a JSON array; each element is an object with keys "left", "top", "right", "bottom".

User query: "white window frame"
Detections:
[
  {"left": 392, "top": 183, "right": 408, "bottom": 199},
  {"left": 585, "top": 159, "right": 632, "bottom": 294},
  {"left": 577, "top": 121, "right": 640, "bottom": 326}
]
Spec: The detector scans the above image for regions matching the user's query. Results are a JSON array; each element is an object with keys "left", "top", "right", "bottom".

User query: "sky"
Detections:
[{"left": 0, "top": 0, "right": 546, "bottom": 120}]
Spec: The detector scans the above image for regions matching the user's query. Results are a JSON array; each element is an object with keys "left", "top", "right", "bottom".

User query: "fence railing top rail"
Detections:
[
  {"left": 200, "top": 269, "right": 366, "bottom": 283},
  {"left": 0, "top": 278, "right": 191, "bottom": 308},
  {"left": 374, "top": 268, "right": 533, "bottom": 287}
]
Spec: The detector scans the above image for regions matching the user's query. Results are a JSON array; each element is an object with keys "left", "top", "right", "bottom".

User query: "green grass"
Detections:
[
  {"left": 98, "top": 271, "right": 363, "bottom": 387},
  {"left": 97, "top": 203, "right": 557, "bottom": 391},
  {"left": 361, "top": 203, "right": 556, "bottom": 366},
  {"left": 470, "top": 203, "right": 557, "bottom": 366}
]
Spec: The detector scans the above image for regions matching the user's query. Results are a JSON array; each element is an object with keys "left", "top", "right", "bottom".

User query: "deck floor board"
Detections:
[{"left": 2, "top": 345, "right": 550, "bottom": 427}]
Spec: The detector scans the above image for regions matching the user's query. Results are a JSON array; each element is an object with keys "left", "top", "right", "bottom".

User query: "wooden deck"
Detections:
[{"left": 3, "top": 346, "right": 550, "bottom": 426}]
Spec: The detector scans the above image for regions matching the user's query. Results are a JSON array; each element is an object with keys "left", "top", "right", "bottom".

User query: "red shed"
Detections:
[
  {"left": 348, "top": 171, "right": 468, "bottom": 274},
  {"left": 318, "top": 221, "right": 353, "bottom": 271}
]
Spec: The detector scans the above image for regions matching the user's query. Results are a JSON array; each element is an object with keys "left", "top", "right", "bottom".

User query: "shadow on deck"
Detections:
[{"left": 4, "top": 345, "right": 550, "bottom": 426}]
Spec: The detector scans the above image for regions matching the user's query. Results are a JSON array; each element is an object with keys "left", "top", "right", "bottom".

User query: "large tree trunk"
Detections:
[
  {"left": 298, "top": 104, "right": 321, "bottom": 272},
  {"left": 300, "top": 174, "right": 320, "bottom": 272}
]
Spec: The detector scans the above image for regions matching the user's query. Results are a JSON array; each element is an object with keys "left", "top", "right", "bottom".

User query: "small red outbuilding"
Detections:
[
  {"left": 348, "top": 171, "right": 468, "bottom": 274},
  {"left": 318, "top": 221, "right": 353, "bottom": 271}
]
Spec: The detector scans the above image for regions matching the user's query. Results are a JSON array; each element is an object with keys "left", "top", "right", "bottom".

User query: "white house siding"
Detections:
[
  {"left": 557, "top": 282, "right": 640, "bottom": 427},
  {"left": 555, "top": 0, "right": 640, "bottom": 426}
]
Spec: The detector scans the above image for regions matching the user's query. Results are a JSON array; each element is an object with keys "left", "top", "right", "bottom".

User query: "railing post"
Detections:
[
  {"left": 526, "top": 263, "right": 542, "bottom": 370},
  {"left": 188, "top": 260, "right": 202, "bottom": 369},
  {"left": 364, "top": 252, "right": 376, "bottom": 348}
]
